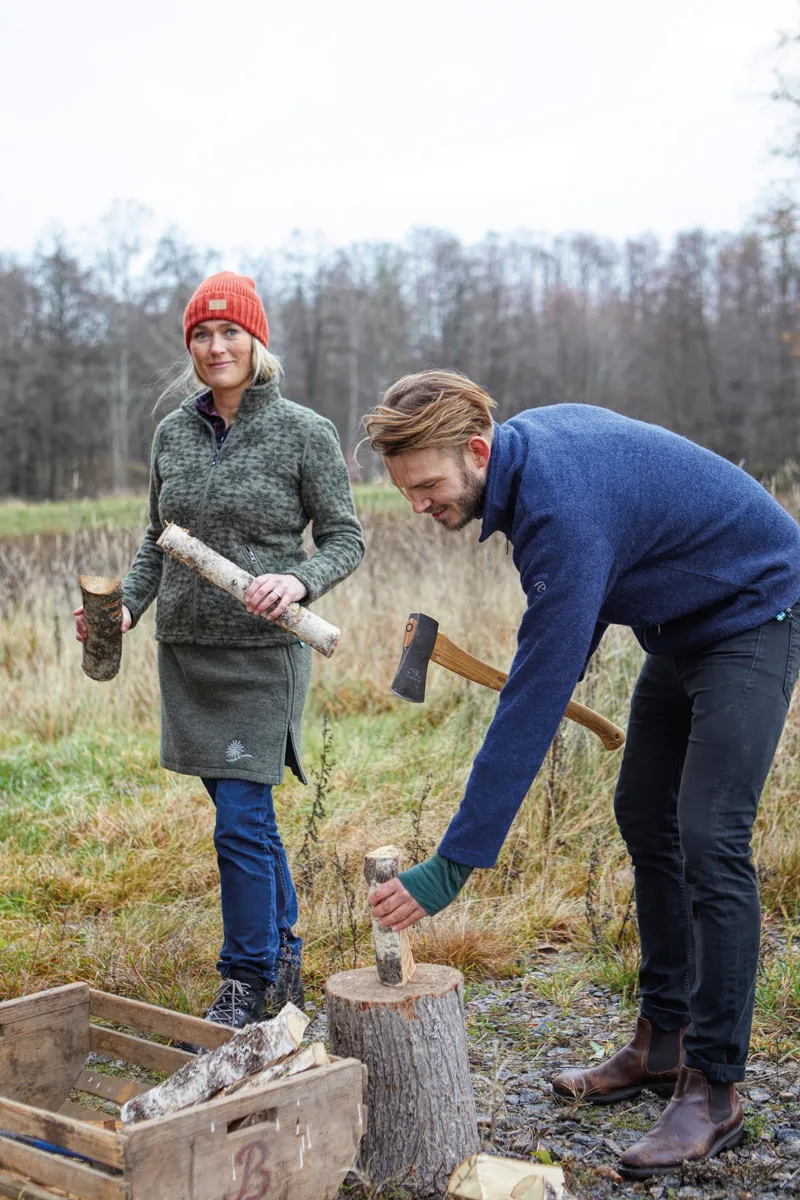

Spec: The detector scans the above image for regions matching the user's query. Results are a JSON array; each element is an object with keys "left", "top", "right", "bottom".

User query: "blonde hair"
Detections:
[
  {"left": 156, "top": 337, "right": 282, "bottom": 410},
  {"left": 362, "top": 370, "right": 497, "bottom": 457}
]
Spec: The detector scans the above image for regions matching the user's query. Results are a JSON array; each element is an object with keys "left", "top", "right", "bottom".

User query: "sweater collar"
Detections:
[{"left": 478, "top": 421, "right": 520, "bottom": 543}]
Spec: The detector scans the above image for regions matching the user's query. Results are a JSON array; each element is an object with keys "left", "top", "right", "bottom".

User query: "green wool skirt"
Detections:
[{"left": 157, "top": 641, "right": 312, "bottom": 785}]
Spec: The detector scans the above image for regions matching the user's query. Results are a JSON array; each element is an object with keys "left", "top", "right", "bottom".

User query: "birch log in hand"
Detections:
[
  {"left": 79, "top": 575, "right": 123, "bottom": 682},
  {"left": 156, "top": 523, "right": 340, "bottom": 658},
  {"left": 365, "top": 845, "right": 416, "bottom": 986}
]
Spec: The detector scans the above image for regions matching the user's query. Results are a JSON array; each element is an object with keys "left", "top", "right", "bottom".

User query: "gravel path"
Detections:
[{"left": 313, "top": 952, "right": 800, "bottom": 1199}]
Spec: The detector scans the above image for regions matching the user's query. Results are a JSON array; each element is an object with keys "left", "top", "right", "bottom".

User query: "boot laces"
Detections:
[{"left": 206, "top": 978, "right": 251, "bottom": 1023}]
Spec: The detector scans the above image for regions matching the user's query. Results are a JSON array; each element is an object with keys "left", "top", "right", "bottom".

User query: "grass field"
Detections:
[
  {"left": 0, "top": 482, "right": 403, "bottom": 538},
  {"left": 0, "top": 496, "right": 799, "bottom": 1073}
]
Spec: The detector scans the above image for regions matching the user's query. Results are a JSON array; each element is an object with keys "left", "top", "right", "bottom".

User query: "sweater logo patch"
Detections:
[{"left": 226, "top": 740, "right": 253, "bottom": 762}]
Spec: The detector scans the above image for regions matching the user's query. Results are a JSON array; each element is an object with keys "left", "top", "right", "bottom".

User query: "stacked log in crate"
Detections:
[{"left": 0, "top": 982, "right": 364, "bottom": 1200}]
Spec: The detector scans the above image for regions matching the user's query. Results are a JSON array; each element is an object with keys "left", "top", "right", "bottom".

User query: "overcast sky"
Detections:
[{"left": 1, "top": 0, "right": 797, "bottom": 258}]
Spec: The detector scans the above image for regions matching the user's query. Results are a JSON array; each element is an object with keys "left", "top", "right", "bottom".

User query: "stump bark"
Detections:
[
  {"left": 326, "top": 964, "right": 479, "bottom": 1196},
  {"left": 79, "top": 575, "right": 123, "bottom": 682}
]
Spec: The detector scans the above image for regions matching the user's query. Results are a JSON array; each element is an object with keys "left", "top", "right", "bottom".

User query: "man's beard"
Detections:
[{"left": 443, "top": 467, "right": 486, "bottom": 532}]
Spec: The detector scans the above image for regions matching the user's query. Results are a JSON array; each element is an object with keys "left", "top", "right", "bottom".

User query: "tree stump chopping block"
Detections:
[{"left": 326, "top": 964, "right": 479, "bottom": 1196}]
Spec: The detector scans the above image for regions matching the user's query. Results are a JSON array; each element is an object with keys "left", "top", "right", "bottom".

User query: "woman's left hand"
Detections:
[{"left": 245, "top": 573, "right": 308, "bottom": 621}]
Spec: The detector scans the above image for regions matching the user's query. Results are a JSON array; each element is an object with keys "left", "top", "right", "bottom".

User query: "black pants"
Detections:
[{"left": 613, "top": 614, "right": 800, "bottom": 1082}]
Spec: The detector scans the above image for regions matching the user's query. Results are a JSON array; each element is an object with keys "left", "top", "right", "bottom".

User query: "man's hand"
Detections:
[
  {"left": 245, "top": 573, "right": 307, "bottom": 621},
  {"left": 368, "top": 877, "right": 428, "bottom": 932}
]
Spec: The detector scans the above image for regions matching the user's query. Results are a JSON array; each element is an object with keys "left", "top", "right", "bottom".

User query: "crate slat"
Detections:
[
  {"left": 0, "top": 985, "right": 90, "bottom": 1111},
  {"left": 89, "top": 1027, "right": 194, "bottom": 1075},
  {"left": 0, "top": 1096, "right": 122, "bottom": 1168},
  {"left": 0, "top": 1134, "right": 128, "bottom": 1200},
  {"left": 89, "top": 991, "right": 233, "bottom": 1050},
  {"left": 0, "top": 1168, "right": 62, "bottom": 1200},
  {"left": 76, "top": 1070, "right": 149, "bottom": 1106}
]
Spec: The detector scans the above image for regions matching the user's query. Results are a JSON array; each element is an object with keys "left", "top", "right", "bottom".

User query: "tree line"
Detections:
[{"left": 2, "top": 199, "right": 800, "bottom": 500}]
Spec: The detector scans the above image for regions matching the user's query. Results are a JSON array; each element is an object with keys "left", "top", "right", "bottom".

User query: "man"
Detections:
[{"left": 363, "top": 370, "right": 800, "bottom": 1179}]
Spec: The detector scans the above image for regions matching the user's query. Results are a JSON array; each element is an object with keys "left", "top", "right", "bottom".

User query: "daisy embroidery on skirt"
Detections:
[{"left": 226, "top": 740, "right": 254, "bottom": 762}]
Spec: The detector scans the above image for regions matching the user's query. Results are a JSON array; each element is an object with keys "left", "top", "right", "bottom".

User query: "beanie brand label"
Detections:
[{"left": 208, "top": 299, "right": 228, "bottom": 310}]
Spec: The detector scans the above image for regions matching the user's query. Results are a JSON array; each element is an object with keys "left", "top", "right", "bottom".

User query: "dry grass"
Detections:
[{"left": 1, "top": 504, "right": 799, "bottom": 1059}]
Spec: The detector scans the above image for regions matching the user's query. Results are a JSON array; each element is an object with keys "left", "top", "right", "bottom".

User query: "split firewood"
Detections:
[
  {"left": 79, "top": 575, "right": 123, "bottom": 681},
  {"left": 156, "top": 523, "right": 340, "bottom": 657},
  {"left": 120, "top": 1003, "right": 309, "bottom": 1124},
  {"left": 447, "top": 1154, "right": 571, "bottom": 1200},
  {"left": 216, "top": 1042, "right": 329, "bottom": 1101},
  {"left": 364, "top": 846, "right": 416, "bottom": 986}
]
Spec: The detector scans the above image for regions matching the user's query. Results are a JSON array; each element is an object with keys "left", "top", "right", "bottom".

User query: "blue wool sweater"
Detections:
[{"left": 437, "top": 404, "right": 800, "bottom": 869}]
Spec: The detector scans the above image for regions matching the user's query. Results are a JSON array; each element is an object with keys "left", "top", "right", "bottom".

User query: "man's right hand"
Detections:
[{"left": 74, "top": 604, "right": 132, "bottom": 643}]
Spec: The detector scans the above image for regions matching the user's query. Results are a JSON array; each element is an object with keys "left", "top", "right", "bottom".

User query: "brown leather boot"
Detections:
[
  {"left": 551, "top": 1017, "right": 683, "bottom": 1104},
  {"left": 618, "top": 1066, "right": 744, "bottom": 1179}
]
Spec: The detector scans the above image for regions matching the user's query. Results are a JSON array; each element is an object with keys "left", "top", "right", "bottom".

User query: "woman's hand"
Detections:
[
  {"left": 368, "top": 878, "right": 428, "bottom": 932},
  {"left": 74, "top": 604, "right": 132, "bottom": 643},
  {"left": 245, "top": 573, "right": 307, "bottom": 622}
]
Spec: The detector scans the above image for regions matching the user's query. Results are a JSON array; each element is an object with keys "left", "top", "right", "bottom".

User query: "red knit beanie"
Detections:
[{"left": 183, "top": 272, "right": 269, "bottom": 348}]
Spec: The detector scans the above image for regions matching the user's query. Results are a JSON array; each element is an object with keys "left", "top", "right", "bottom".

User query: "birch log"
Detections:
[
  {"left": 447, "top": 1155, "right": 571, "bottom": 1200},
  {"left": 364, "top": 846, "right": 416, "bottom": 986},
  {"left": 79, "top": 576, "right": 123, "bottom": 682},
  {"left": 120, "top": 1003, "right": 309, "bottom": 1124},
  {"left": 327, "top": 964, "right": 479, "bottom": 1195},
  {"left": 156, "top": 523, "right": 340, "bottom": 657}
]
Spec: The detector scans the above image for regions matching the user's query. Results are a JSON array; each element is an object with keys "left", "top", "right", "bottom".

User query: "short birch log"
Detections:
[
  {"left": 326, "top": 964, "right": 479, "bottom": 1196},
  {"left": 447, "top": 1154, "right": 571, "bottom": 1200},
  {"left": 156, "top": 523, "right": 341, "bottom": 657},
  {"left": 120, "top": 1003, "right": 309, "bottom": 1124},
  {"left": 79, "top": 575, "right": 123, "bottom": 682},
  {"left": 364, "top": 846, "right": 416, "bottom": 986}
]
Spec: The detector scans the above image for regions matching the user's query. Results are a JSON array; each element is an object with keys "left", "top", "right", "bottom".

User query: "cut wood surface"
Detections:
[
  {"left": 219, "top": 1041, "right": 329, "bottom": 1100},
  {"left": 327, "top": 964, "right": 478, "bottom": 1195},
  {"left": 79, "top": 575, "right": 123, "bottom": 682},
  {"left": 447, "top": 1154, "right": 570, "bottom": 1199},
  {"left": 120, "top": 1002, "right": 309, "bottom": 1124},
  {"left": 0, "top": 984, "right": 90, "bottom": 1112},
  {"left": 157, "top": 523, "right": 341, "bottom": 657},
  {"left": 364, "top": 845, "right": 416, "bottom": 986}
]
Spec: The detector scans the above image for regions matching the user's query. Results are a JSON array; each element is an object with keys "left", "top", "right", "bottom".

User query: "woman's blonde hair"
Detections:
[
  {"left": 362, "top": 370, "right": 497, "bottom": 457},
  {"left": 156, "top": 337, "right": 282, "bottom": 410}
]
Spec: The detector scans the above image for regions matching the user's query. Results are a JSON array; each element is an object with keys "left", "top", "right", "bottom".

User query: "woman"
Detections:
[{"left": 75, "top": 272, "right": 364, "bottom": 1036}]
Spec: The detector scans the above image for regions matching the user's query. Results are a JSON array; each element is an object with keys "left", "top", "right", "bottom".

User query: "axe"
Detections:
[{"left": 391, "top": 612, "right": 626, "bottom": 751}]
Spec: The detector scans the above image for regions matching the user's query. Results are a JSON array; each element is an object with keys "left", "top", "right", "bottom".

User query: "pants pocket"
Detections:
[{"left": 783, "top": 618, "right": 800, "bottom": 705}]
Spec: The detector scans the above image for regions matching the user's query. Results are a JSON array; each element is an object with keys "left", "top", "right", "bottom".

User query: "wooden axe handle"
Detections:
[{"left": 431, "top": 633, "right": 625, "bottom": 751}]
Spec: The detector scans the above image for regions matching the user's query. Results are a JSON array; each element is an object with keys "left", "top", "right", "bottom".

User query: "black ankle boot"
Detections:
[{"left": 177, "top": 977, "right": 267, "bottom": 1054}]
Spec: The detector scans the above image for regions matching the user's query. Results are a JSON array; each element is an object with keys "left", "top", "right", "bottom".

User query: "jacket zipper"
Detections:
[{"left": 190, "top": 409, "right": 234, "bottom": 639}]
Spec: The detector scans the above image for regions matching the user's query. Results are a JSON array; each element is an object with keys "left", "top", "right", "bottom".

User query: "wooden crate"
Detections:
[{"left": 0, "top": 983, "right": 365, "bottom": 1200}]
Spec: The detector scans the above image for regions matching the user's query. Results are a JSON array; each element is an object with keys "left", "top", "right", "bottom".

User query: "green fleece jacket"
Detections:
[{"left": 123, "top": 381, "right": 365, "bottom": 645}]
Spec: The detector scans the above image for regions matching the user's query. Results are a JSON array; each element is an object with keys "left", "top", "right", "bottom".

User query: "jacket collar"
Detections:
[
  {"left": 181, "top": 379, "right": 281, "bottom": 422},
  {"left": 478, "top": 421, "right": 521, "bottom": 544}
]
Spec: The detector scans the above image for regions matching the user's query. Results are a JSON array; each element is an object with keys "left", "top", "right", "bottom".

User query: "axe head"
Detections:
[{"left": 390, "top": 612, "right": 439, "bottom": 703}]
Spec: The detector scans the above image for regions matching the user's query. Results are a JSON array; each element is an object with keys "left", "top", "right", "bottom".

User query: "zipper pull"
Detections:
[{"left": 246, "top": 547, "right": 257, "bottom": 568}]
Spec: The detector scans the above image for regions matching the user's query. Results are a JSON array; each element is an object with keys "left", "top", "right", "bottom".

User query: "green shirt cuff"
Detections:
[{"left": 398, "top": 854, "right": 474, "bottom": 917}]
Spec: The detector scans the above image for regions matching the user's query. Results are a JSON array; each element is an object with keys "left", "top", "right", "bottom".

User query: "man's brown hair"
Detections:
[{"left": 362, "top": 370, "right": 496, "bottom": 457}]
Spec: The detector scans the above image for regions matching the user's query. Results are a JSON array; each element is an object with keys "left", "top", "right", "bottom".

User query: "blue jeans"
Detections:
[
  {"left": 613, "top": 614, "right": 800, "bottom": 1082},
  {"left": 202, "top": 778, "right": 302, "bottom": 987}
]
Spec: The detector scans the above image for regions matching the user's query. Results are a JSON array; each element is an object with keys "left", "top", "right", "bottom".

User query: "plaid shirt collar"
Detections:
[{"left": 194, "top": 391, "right": 228, "bottom": 448}]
